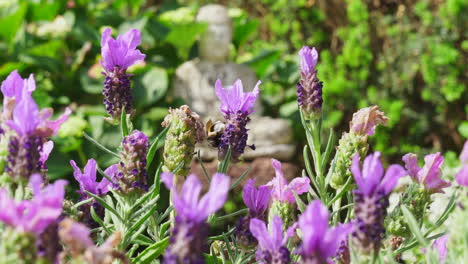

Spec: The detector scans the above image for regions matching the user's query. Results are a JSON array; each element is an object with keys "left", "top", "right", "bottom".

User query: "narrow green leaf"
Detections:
[
  {"left": 230, "top": 166, "right": 251, "bottom": 190},
  {"left": 327, "top": 176, "right": 353, "bottom": 206},
  {"left": 85, "top": 191, "right": 123, "bottom": 222},
  {"left": 147, "top": 125, "right": 170, "bottom": 167},
  {"left": 321, "top": 128, "right": 335, "bottom": 170},
  {"left": 133, "top": 237, "right": 170, "bottom": 264},
  {"left": 121, "top": 108, "right": 129, "bottom": 137},
  {"left": 83, "top": 133, "right": 120, "bottom": 158},
  {"left": 402, "top": 205, "right": 427, "bottom": 247},
  {"left": 90, "top": 206, "right": 111, "bottom": 235},
  {"left": 294, "top": 191, "right": 307, "bottom": 212},
  {"left": 198, "top": 150, "right": 211, "bottom": 183}
]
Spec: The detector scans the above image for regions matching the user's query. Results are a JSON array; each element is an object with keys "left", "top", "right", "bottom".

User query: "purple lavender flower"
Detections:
[
  {"left": 403, "top": 152, "right": 451, "bottom": 193},
  {"left": 297, "top": 46, "right": 323, "bottom": 119},
  {"left": 297, "top": 200, "right": 352, "bottom": 264},
  {"left": 161, "top": 172, "right": 230, "bottom": 264},
  {"left": 70, "top": 159, "right": 116, "bottom": 196},
  {"left": 215, "top": 79, "right": 260, "bottom": 161},
  {"left": 117, "top": 130, "right": 149, "bottom": 194},
  {"left": 0, "top": 174, "right": 67, "bottom": 235},
  {"left": 5, "top": 77, "right": 70, "bottom": 181},
  {"left": 456, "top": 141, "right": 468, "bottom": 187},
  {"left": 351, "top": 152, "right": 406, "bottom": 254},
  {"left": 235, "top": 179, "right": 271, "bottom": 247},
  {"left": 100, "top": 27, "right": 145, "bottom": 120},
  {"left": 249, "top": 215, "right": 296, "bottom": 264},
  {"left": 0, "top": 70, "right": 35, "bottom": 121},
  {"left": 267, "top": 159, "right": 310, "bottom": 204}
]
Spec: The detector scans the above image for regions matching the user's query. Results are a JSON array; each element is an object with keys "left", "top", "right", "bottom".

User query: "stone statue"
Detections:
[{"left": 173, "top": 4, "right": 295, "bottom": 161}]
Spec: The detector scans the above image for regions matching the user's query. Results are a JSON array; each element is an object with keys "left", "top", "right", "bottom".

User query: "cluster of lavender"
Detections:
[{"left": 0, "top": 24, "right": 467, "bottom": 264}]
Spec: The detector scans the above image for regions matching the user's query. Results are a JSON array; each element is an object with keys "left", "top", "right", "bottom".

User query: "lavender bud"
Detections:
[
  {"left": 102, "top": 67, "right": 133, "bottom": 122},
  {"left": 5, "top": 135, "right": 44, "bottom": 181},
  {"left": 117, "top": 130, "right": 149, "bottom": 194},
  {"left": 297, "top": 46, "right": 323, "bottom": 120}
]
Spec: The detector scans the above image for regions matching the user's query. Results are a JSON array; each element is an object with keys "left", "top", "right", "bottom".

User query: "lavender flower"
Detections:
[
  {"left": 215, "top": 79, "right": 260, "bottom": 161},
  {"left": 351, "top": 152, "right": 405, "bottom": 254},
  {"left": 268, "top": 159, "right": 310, "bottom": 204},
  {"left": 249, "top": 215, "right": 296, "bottom": 264},
  {"left": 0, "top": 174, "right": 67, "bottom": 234},
  {"left": 4, "top": 77, "right": 70, "bottom": 181},
  {"left": 297, "top": 46, "right": 322, "bottom": 119},
  {"left": 456, "top": 141, "right": 468, "bottom": 187},
  {"left": 268, "top": 159, "right": 310, "bottom": 228},
  {"left": 117, "top": 130, "right": 149, "bottom": 194},
  {"left": 100, "top": 27, "right": 145, "bottom": 121},
  {"left": 59, "top": 218, "right": 128, "bottom": 264},
  {"left": 70, "top": 159, "right": 118, "bottom": 227},
  {"left": 297, "top": 200, "right": 352, "bottom": 264},
  {"left": 161, "top": 172, "right": 230, "bottom": 264},
  {"left": 235, "top": 179, "right": 271, "bottom": 247},
  {"left": 403, "top": 152, "right": 451, "bottom": 193},
  {"left": 70, "top": 159, "right": 116, "bottom": 196}
]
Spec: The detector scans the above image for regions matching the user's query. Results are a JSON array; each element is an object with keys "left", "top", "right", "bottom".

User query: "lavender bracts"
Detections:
[
  {"left": 297, "top": 46, "right": 322, "bottom": 120},
  {"left": 117, "top": 130, "right": 149, "bottom": 194},
  {"left": 297, "top": 200, "right": 352, "bottom": 264},
  {"left": 215, "top": 79, "right": 260, "bottom": 161},
  {"left": 100, "top": 28, "right": 145, "bottom": 121},
  {"left": 351, "top": 152, "right": 405, "bottom": 254},
  {"left": 235, "top": 179, "right": 271, "bottom": 247},
  {"left": 161, "top": 172, "right": 230, "bottom": 263},
  {"left": 249, "top": 215, "right": 296, "bottom": 264}
]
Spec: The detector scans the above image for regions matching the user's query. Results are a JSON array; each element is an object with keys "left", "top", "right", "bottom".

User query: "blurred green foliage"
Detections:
[{"left": 0, "top": 0, "right": 466, "bottom": 180}]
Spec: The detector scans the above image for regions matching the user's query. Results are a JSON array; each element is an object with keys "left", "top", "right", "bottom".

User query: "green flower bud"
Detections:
[
  {"left": 386, "top": 183, "right": 431, "bottom": 237},
  {"left": 268, "top": 200, "right": 295, "bottom": 229},
  {"left": 162, "top": 105, "right": 204, "bottom": 179},
  {"left": 330, "top": 132, "right": 368, "bottom": 189},
  {"left": 0, "top": 228, "right": 37, "bottom": 264}
]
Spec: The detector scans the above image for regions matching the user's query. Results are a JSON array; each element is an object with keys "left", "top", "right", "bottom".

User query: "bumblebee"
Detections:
[{"left": 206, "top": 120, "right": 225, "bottom": 147}]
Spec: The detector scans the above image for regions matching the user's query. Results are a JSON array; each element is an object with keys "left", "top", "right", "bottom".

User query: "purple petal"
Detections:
[
  {"left": 117, "top": 28, "right": 142, "bottom": 50},
  {"left": 298, "top": 46, "right": 318, "bottom": 74},
  {"left": 100, "top": 28, "right": 145, "bottom": 71},
  {"left": 214, "top": 79, "right": 260, "bottom": 115},
  {"left": 268, "top": 159, "right": 289, "bottom": 202},
  {"left": 380, "top": 164, "right": 406, "bottom": 195},
  {"left": 361, "top": 152, "right": 384, "bottom": 195},
  {"left": 182, "top": 174, "right": 202, "bottom": 211},
  {"left": 420, "top": 153, "right": 450, "bottom": 193},
  {"left": 456, "top": 165, "right": 468, "bottom": 187},
  {"left": 1, "top": 70, "right": 23, "bottom": 98},
  {"left": 432, "top": 235, "right": 448, "bottom": 264},
  {"left": 7, "top": 88, "right": 40, "bottom": 135},
  {"left": 285, "top": 177, "right": 310, "bottom": 203},
  {"left": 0, "top": 189, "right": 20, "bottom": 227},
  {"left": 283, "top": 222, "right": 297, "bottom": 245},
  {"left": 39, "top": 141, "right": 54, "bottom": 165},
  {"left": 242, "top": 179, "right": 271, "bottom": 214},
  {"left": 298, "top": 200, "right": 329, "bottom": 254},
  {"left": 161, "top": 172, "right": 174, "bottom": 190},
  {"left": 269, "top": 215, "right": 284, "bottom": 250},
  {"left": 249, "top": 218, "right": 273, "bottom": 251},
  {"left": 351, "top": 154, "right": 365, "bottom": 191},
  {"left": 402, "top": 153, "right": 421, "bottom": 181},
  {"left": 70, "top": 159, "right": 98, "bottom": 194},
  {"left": 460, "top": 141, "right": 468, "bottom": 164},
  {"left": 197, "top": 173, "right": 230, "bottom": 220}
]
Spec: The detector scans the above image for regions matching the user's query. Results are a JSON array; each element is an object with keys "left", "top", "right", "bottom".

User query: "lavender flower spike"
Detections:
[
  {"left": 235, "top": 179, "right": 271, "bottom": 247},
  {"left": 297, "top": 200, "right": 352, "bottom": 264},
  {"left": 351, "top": 152, "right": 406, "bottom": 254},
  {"left": 250, "top": 215, "right": 296, "bottom": 264},
  {"left": 100, "top": 27, "right": 145, "bottom": 121},
  {"left": 5, "top": 81, "right": 70, "bottom": 181},
  {"left": 297, "top": 46, "right": 323, "bottom": 119},
  {"left": 117, "top": 130, "right": 149, "bottom": 194},
  {"left": 403, "top": 152, "right": 451, "bottom": 193},
  {"left": 161, "top": 172, "right": 230, "bottom": 264},
  {"left": 268, "top": 159, "right": 310, "bottom": 204},
  {"left": 456, "top": 141, "right": 468, "bottom": 187},
  {"left": 215, "top": 79, "right": 260, "bottom": 161}
]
